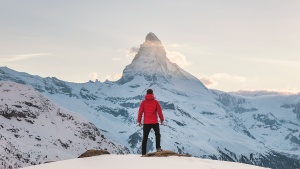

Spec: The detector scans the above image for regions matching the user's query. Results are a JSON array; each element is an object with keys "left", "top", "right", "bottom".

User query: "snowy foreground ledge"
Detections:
[{"left": 22, "top": 155, "right": 270, "bottom": 169}]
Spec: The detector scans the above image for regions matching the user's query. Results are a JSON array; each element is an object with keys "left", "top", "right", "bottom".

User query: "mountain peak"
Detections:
[
  {"left": 145, "top": 32, "right": 161, "bottom": 43},
  {"left": 118, "top": 33, "right": 207, "bottom": 92}
]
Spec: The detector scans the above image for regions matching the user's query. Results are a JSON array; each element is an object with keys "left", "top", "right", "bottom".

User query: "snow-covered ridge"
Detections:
[
  {"left": 0, "top": 81, "right": 129, "bottom": 169},
  {"left": 22, "top": 155, "right": 270, "bottom": 169}
]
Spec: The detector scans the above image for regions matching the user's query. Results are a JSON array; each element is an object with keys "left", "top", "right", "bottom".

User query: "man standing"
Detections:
[{"left": 138, "top": 89, "right": 164, "bottom": 155}]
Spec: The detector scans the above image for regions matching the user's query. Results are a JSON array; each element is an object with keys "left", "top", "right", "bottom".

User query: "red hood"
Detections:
[{"left": 145, "top": 94, "right": 154, "bottom": 100}]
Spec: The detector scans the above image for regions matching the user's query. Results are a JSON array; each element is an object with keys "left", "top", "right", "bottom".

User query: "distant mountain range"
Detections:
[{"left": 0, "top": 32, "right": 299, "bottom": 169}]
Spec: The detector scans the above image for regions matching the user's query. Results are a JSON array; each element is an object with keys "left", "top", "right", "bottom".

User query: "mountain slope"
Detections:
[
  {"left": 0, "top": 81, "right": 129, "bottom": 169},
  {"left": 0, "top": 33, "right": 300, "bottom": 169}
]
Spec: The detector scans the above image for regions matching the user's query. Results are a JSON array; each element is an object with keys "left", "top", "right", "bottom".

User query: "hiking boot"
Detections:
[{"left": 156, "top": 148, "right": 163, "bottom": 152}]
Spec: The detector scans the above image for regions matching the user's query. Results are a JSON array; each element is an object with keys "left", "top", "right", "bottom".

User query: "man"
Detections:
[{"left": 138, "top": 89, "right": 164, "bottom": 155}]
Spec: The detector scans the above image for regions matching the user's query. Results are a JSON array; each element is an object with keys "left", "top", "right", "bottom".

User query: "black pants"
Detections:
[{"left": 142, "top": 123, "right": 161, "bottom": 155}]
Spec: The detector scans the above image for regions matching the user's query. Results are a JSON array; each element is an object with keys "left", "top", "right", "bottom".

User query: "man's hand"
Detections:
[
  {"left": 138, "top": 122, "right": 142, "bottom": 127},
  {"left": 161, "top": 121, "right": 164, "bottom": 125}
]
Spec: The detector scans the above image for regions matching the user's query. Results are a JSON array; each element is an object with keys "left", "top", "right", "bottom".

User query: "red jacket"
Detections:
[{"left": 138, "top": 94, "right": 164, "bottom": 124}]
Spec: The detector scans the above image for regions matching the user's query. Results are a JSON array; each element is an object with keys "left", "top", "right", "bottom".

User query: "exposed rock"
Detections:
[
  {"left": 78, "top": 150, "right": 110, "bottom": 158},
  {"left": 142, "top": 150, "right": 188, "bottom": 157},
  {"left": 293, "top": 103, "right": 300, "bottom": 120},
  {"left": 145, "top": 32, "right": 161, "bottom": 42},
  {"left": 44, "top": 161, "right": 54, "bottom": 164}
]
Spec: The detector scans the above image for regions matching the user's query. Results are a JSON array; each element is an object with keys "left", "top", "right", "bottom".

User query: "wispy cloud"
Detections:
[
  {"left": 197, "top": 73, "right": 249, "bottom": 89},
  {"left": 103, "top": 73, "right": 123, "bottom": 81},
  {"left": 167, "top": 44, "right": 185, "bottom": 48},
  {"left": 114, "top": 73, "right": 122, "bottom": 80},
  {"left": 123, "top": 46, "right": 192, "bottom": 68},
  {"left": 166, "top": 50, "right": 191, "bottom": 68},
  {"left": 89, "top": 72, "right": 98, "bottom": 80},
  {"left": 212, "top": 73, "right": 246, "bottom": 82},
  {"left": 252, "top": 58, "right": 300, "bottom": 67},
  {"left": 0, "top": 53, "right": 50, "bottom": 63},
  {"left": 200, "top": 78, "right": 217, "bottom": 87},
  {"left": 126, "top": 47, "right": 139, "bottom": 58}
]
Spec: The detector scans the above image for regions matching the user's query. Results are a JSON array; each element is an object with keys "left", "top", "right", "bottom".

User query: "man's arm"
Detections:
[
  {"left": 156, "top": 101, "right": 164, "bottom": 125},
  {"left": 137, "top": 101, "right": 144, "bottom": 126}
]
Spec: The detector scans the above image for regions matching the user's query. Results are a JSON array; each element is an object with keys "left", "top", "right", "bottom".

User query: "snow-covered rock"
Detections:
[{"left": 0, "top": 81, "right": 129, "bottom": 169}]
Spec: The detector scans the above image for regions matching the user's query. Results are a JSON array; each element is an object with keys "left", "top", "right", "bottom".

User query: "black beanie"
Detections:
[{"left": 147, "top": 89, "right": 153, "bottom": 94}]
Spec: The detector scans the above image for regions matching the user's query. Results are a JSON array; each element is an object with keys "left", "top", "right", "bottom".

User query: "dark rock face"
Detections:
[
  {"left": 78, "top": 150, "right": 110, "bottom": 158},
  {"left": 293, "top": 103, "right": 300, "bottom": 120},
  {"left": 128, "top": 132, "right": 142, "bottom": 148},
  {"left": 95, "top": 106, "right": 129, "bottom": 119},
  {"left": 253, "top": 113, "right": 281, "bottom": 130},
  {"left": 143, "top": 150, "right": 188, "bottom": 157},
  {"left": 145, "top": 32, "right": 161, "bottom": 42}
]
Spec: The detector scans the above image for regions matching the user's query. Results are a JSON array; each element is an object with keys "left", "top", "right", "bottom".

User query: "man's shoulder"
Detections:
[
  {"left": 141, "top": 99, "right": 159, "bottom": 103},
  {"left": 154, "top": 99, "right": 160, "bottom": 104}
]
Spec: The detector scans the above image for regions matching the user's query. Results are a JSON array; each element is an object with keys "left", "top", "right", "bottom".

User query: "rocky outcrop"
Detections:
[
  {"left": 293, "top": 103, "right": 300, "bottom": 120},
  {"left": 145, "top": 32, "right": 161, "bottom": 42},
  {"left": 78, "top": 150, "right": 110, "bottom": 158}
]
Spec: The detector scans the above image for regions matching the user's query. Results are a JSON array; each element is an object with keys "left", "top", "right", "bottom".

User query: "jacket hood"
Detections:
[{"left": 145, "top": 94, "right": 154, "bottom": 100}]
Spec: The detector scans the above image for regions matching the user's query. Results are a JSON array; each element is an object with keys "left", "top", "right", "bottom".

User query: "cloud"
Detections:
[
  {"left": 211, "top": 73, "right": 246, "bottom": 82},
  {"left": 269, "top": 88, "right": 300, "bottom": 94},
  {"left": 252, "top": 58, "right": 300, "bottom": 67},
  {"left": 200, "top": 78, "right": 217, "bottom": 87},
  {"left": 197, "top": 73, "right": 248, "bottom": 89},
  {"left": 167, "top": 44, "right": 183, "bottom": 48},
  {"left": 114, "top": 73, "right": 122, "bottom": 80},
  {"left": 0, "top": 53, "right": 50, "bottom": 63},
  {"left": 126, "top": 46, "right": 139, "bottom": 58},
  {"left": 124, "top": 46, "right": 192, "bottom": 68},
  {"left": 103, "top": 73, "right": 123, "bottom": 81},
  {"left": 89, "top": 72, "right": 98, "bottom": 80},
  {"left": 166, "top": 50, "right": 191, "bottom": 68},
  {"left": 123, "top": 46, "right": 191, "bottom": 68}
]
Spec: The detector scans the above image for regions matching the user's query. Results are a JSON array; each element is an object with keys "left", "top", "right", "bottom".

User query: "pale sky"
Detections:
[{"left": 1, "top": 1, "right": 300, "bottom": 93}]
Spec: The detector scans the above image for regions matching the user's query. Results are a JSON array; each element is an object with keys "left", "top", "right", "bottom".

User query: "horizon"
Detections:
[{"left": 1, "top": 1, "right": 300, "bottom": 93}]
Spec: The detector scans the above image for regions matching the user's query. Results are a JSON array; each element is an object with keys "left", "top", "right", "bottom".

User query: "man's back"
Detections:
[{"left": 138, "top": 94, "right": 163, "bottom": 124}]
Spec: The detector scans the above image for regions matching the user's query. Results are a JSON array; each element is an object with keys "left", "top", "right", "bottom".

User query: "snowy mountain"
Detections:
[
  {"left": 0, "top": 81, "right": 129, "bottom": 169},
  {"left": 120, "top": 32, "right": 208, "bottom": 96},
  {"left": 22, "top": 154, "right": 270, "bottom": 169},
  {"left": 0, "top": 32, "right": 300, "bottom": 169}
]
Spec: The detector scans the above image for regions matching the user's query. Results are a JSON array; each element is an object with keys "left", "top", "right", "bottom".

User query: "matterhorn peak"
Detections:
[
  {"left": 118, "top": 32, "right": 207, "bottom": 92},
  {"left": 145, "top": 32, "right": 161, "bottom": 43}
]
